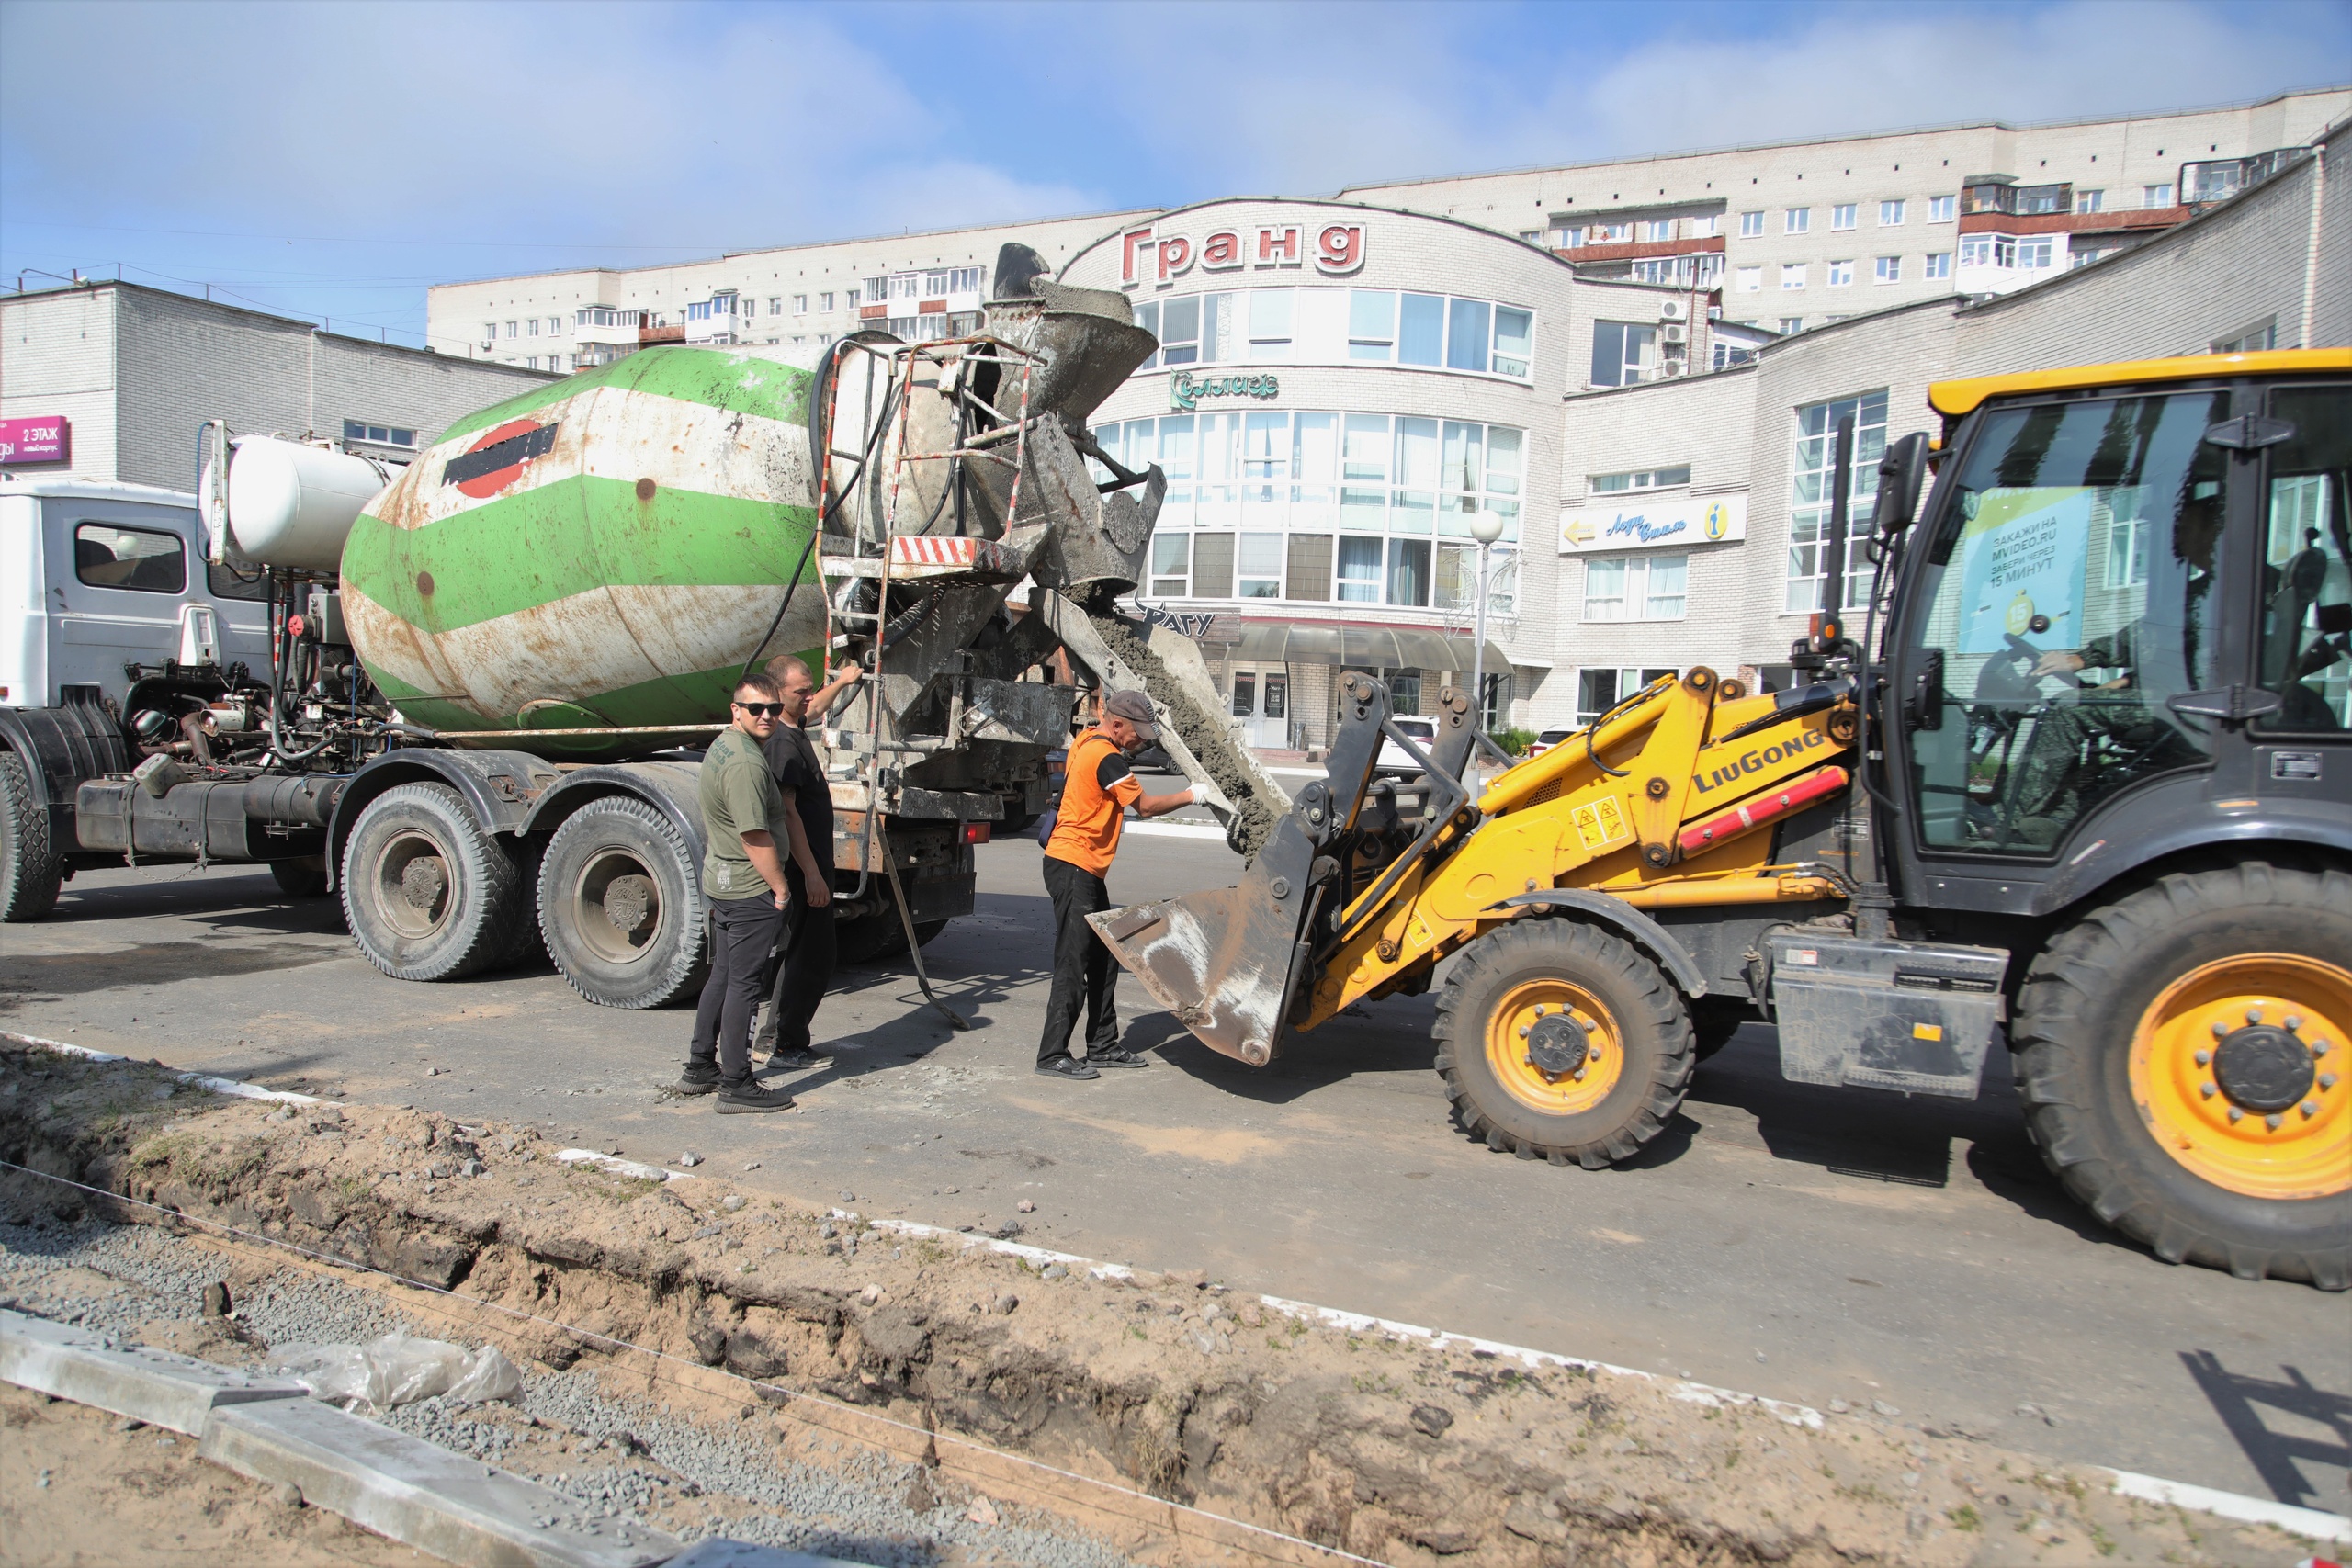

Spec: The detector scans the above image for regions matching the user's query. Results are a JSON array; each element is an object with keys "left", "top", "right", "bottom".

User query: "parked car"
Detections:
[
  {"left": 1523, "top": 727, "right": 1574, "bottom": 758},
  {"left": 1376, "top": 716, "right": 1440, "bottom": 774}
]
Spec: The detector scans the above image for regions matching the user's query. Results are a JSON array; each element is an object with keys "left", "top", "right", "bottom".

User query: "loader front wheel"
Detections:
[{"left": 1435, "top": 919, "right": 1693, "bottom": 1168}]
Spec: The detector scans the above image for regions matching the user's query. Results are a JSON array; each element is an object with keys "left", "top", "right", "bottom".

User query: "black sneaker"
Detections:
[
  {"left": 716, "top": 1079, "right": 796, "bottom": 1113},
  {"left": 1034, "top": 1056, "right": 1100, "bottom": 1081},
  {"left": 1085, "top": 1047, "right": 1148, "bottom": 1069},
  {"left": 673, "top": 1066, "right": 722, "bottom": 1096},
  {"left": 757, "top": 1046, "right": 827, "bottom": 1073}
]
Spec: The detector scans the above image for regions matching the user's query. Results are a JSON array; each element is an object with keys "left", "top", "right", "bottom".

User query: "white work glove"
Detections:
[{"left": 1190, "top": 777, "right": 1236, "bottom": 816}]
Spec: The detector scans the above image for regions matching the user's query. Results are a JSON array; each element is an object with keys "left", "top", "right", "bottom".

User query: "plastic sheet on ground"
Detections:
[{"left": 273, "top": 1333, "right": 523, "bottom": 1410}]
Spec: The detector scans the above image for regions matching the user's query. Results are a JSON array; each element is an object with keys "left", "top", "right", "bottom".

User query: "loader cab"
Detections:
[{"left": 1881, "top": 354, "right": 2352, "bottom": 918}]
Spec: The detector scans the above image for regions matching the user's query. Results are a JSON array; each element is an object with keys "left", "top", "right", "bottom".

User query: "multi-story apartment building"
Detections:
[
  {"left": 428, "top": 210, "right": 1150, "bottom": 373},
  {"left": 1346, "top": 86, "right": 2346, "bottom": 342}
]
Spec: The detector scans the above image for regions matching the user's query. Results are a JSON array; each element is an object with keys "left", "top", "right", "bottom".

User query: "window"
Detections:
[
  {"left": 1780, "top": 264, "right": 1807, "bottom": 290},
  {"left": 1959, "top": 234, "right": 2000, "bottom": 267},
  {"left": 1826, "top": 259, "right": 1854, "bottom": 287},
  {"left": 481, "top": 322, "right": 495, "bottom": 345},
  {"left": 1577, "top": 668, "right": 1678, "bottom": 726},
  {"left": 2075, "top": 189, "right": 2104, "bottom": 213},
  {"left": 1584, "top": 556, "right": 1686, "bottom": 621},
  {"left": 1779, "top": 316, "right": 1804, "bottom": 334},
  {"left": 1690, "top": 214, "right": 1720, "bottom": 238},
  {"left": 1713, "top": 341, "right": 1756, "bottom": 370},
  {"left": 1636, "top": 219, "right": 1673, "bottom": 243},
  {"left": 1398, "top": 293, "right": 1443, "bottom": 365},
  {"left": 1785, "top": 208, "right": 1811, "bottom": 234},
  {"left": 342, "top": 420, "right": 417, "bottom": 448},
  {"left": 2213, "top": 320, "right": 2278, "bottom": 354},
  {"left": 548, "top": 317, "right": 562, "bottom": 334},
  {"left": 74, "top": 523, "right": 186, "bottom": 594},
  {"left": 1589, "top": 321, "right": 1657, "bottom": 388},
  {"left": 1348, "top": 288, "right": 1395, "bottom": 360},
  {"left": 1582, "top": 557, "right": 1626, "bottom": 619},
  {"left": 1736, "top": 266, "right": 1762, "bottom": 293},
  {"left": 1785, "top": 389, "right": 1886, "bottom": 613},
  {"left": 1445, "top": 299, "right": 1490, "bottom": 372},
  {"left": 1491, "top": 307, "right": 1532, "bottom": 378},
  {"left": 819, "top": 291, "right": 834, "bottom": 311},
  {"left": 1337, "top": 535, "right": 1384, "bottom": 602},
  {"left": 1590, "top": 466, "right": 1691, "bottom": 494},
  {"left": 1149, "top": 532, "right": 1191, "bottom": 596},
  {"left": 1831, "top": 204, "right": 1857, "bottom": 231},
  {"left": 1387, "top": 537, "right": 1431, "bottom": 606},
  {"left": 1873, "top": 255, "right": 1902, "bottom": 284},
  {"left": 1927, "top": 195, "right": 1955, "bottom": 222},
  {"left": 950, "top": 265, "right": 983, "bottom": 293},
  {"left": 2256, "top": 387, "right": 2352, "bottom": 730},
  {"left": 789, "top": 295, "right": 805, "bottom": 314},
  {"left": 846, "top": 288, "right": 861, "bottom": 308},
  {"left": 1247, "top": 289, "right": 1293, "bottom": 360},
  {"left": 525, "top": 356, "right": 537, "bottom": 370},
  {"left": 1924, "top": 252, "right": 1952, "bottom": 280},
  {"left": 1231, "top": 672, "right": 1256, "bottom": 718},
  {"left": 1739, "top": 210, "right": 1764, "bottom": 237},
  {"left": 526, "top": 318, "right": 539, "bottom": 337},
  {"left": 1237, "top": 532, "right": 1283, "bottom": 598},
  {"left": 2143, "top": 183, "right": 2175, "bottom": 208},
  {"left": 2017, "top": 236, "right": 2056, "bottom": 270},
  {"left": 1879, "top": 199, "right": 1906, "bottom": 226}
]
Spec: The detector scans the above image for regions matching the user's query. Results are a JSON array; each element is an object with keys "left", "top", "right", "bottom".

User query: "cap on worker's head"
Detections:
[{"left": 1102, "top": 689, "right": 1159, "bottom": 739}]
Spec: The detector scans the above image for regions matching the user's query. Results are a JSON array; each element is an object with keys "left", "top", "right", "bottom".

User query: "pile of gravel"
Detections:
[{"left": 0, "top": 1215, "right": 1132, "bottom": 1568}]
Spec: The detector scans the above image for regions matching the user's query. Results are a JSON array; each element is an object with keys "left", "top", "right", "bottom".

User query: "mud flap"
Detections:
[{"left": 1089, "top": 815, "right": 1320, "bottom": 1066}]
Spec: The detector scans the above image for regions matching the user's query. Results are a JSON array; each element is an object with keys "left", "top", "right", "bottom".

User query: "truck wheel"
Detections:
[
  {"left": 500, "top": 835, "right": 549, "bottom": 969},
  {"left": 1434, "top": 918, "right": 1694, "bottom": 1168},
  {"left": 269, "top": 856, "right": 330, "bottom": 898},
  {"left": 537, "top": 797, "right": 705, "bottom": 1009},
  {"left": 2012, "top": 864, "right": 2352, "bottom": 1289},
  {"left": 0, "top": 750, "right": 63, "bottom": 922},
  {"left": 341, "top": 783, "right": 522, "bottom": 982}
]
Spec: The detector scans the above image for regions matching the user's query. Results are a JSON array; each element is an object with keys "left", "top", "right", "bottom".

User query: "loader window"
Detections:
[
  {"left": 74, "top": 523, "right": 186, "bottom": 594},
  {"left": 2253, "top": 385, "right": 2351, "bottom": 732},
  {"left": 1904, "top": 390, "right": 2226, "bottom": 853}
]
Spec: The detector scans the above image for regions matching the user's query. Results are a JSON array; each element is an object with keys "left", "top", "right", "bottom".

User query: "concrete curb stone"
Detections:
[{"left": 0, "top": 1305, "right": 310, "bottom": 1435}]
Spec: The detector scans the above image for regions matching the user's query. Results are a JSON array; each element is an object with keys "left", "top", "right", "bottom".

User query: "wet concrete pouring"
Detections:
[{"left": 1, "top": 1042, "right": 2333, "bottom": 1567}]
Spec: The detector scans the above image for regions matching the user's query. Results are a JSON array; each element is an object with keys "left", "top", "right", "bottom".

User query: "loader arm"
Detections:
[{"left": 1092, "top": 667, "right": 1860, "bottom": 1066}]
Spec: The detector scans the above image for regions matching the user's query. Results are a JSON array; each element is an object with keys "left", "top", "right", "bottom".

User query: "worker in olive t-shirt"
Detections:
[
  {"left": 1035, "top": 690, "right": 1200, "bottom": 1080},
  {"left": 679, "top": 672, "right": 797, "bottom": 1112}
]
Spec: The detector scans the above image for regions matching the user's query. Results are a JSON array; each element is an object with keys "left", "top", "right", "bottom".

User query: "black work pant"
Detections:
[
  {"left": 755, "top": 862, "right": 836, "bottom": 1055},
  {"left": 690, "top": 892, "right": 784, "bottom": 1084},
  {"left": 1037, "top": 854, "right": 1118, "bottom": 1065}
]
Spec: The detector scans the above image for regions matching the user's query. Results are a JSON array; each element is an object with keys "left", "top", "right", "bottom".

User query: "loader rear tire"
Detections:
[
  {"left": 1435, "top": 918, "right": 1693, "bottom": 1169},
  {"left": 341, "top": 783, "right": 523, "bottom": 982},
  {"left": 2011, "top": 863, "right": 2352, "bottom": 1290},
  {"left": 0, "top": 750, "right": 63, "bottom": 922}
]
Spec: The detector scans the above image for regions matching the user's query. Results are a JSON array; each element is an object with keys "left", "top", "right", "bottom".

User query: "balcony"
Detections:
[
  {"left": 2181, "top": 147, "right": 2312, "bottom": 205},
  {"left": 1961, "top": 177, "right": 2074, "bottom": 218},
  {"left": 572, "top": 306, "right": 642, "bottom": 347}
]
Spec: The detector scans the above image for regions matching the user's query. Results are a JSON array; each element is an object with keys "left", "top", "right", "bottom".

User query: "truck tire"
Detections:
[
  {"left": 536, "top": 796, "right": 706, "bottom": 1009},
  {"left": 341, "top": 783, "right": 523, "bottom": 982},
  {"left": 1434, "top": 918, "right": 1694, "bottom": 1168},
  {"left": 500, "top": 835, "right": 549, "bottom": 969},
  {"left": 0, "top": 750, "right": 63, "bottom": 922},
  {"left": 269, "top": 856, "right": 330, "bottom": 898},
  {"left": 2012, "top": 863, "right": 2352, "bottom": 1290}
]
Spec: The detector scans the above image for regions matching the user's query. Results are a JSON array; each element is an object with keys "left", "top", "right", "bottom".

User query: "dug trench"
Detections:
[{"left": 0, "top": 1043, "right": 2317, "bottom": 1568}]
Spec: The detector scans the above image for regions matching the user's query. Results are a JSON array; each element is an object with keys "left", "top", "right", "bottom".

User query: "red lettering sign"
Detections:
[
  {"left": 1256, "top": 226, "right": 1301, "bottom": 266},
  {"left": 1156, "top": 235, "right": 1194, "bottom": 282},
  {"left": 0, "top": 415, "right": 69, "bottom": 466},
  {"left": 1121, "top": 226, "right": 1156, "bottom": 286},
  {"left": 1316, "top": 224, "right": 1365, "bottom": 275},
  {"left": 1201, "top": 230, "right": 1242, "bottom": 270}
]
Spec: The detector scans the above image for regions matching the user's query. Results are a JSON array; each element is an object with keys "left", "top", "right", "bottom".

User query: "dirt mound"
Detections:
[{"left": 0, "top": 1044, "right": 2320, "bottom": 1568}]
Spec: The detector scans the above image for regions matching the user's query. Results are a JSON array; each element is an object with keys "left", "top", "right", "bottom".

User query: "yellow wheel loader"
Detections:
[{"left": 1094, "top": 350, "right": 2352, "bottom": 1288}]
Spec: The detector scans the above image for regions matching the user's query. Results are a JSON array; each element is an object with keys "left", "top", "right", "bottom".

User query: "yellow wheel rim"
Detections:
[
  {"left": 2128, "top": 954, "right": 2352, "bottom": 1201},
  {"left": 1485, "top": 979, "right": 1624, "bottom": 1117}
]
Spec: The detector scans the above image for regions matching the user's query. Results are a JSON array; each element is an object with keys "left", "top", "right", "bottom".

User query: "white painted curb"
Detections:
[{"left": 11, "top": 1031, "right": 2350, "bottom": 1546}]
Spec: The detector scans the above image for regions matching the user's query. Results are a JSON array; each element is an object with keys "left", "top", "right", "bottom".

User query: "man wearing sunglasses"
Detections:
[
  {"left": 751, "top": 653, "right": 855, "bottom": 1068},
  {"left": 678, "top": 672, "right": 797, "bottom": 1112}
]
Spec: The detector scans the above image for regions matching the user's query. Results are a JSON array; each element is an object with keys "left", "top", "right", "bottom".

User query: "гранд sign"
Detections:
[{"left": 0, "top": 415, "right": 70, "bottom": 466}]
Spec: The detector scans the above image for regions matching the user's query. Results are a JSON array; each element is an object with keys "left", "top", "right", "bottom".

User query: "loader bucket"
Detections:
[{"left": 1088, "top": 816, "right": 1320, "bottom": 1066}]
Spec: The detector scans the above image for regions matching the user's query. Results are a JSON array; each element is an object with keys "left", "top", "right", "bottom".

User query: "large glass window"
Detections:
[
  {"left": 1337, "top": 536, "right": 1385, "bottom": 602},
  {"left": 1348, "top": 289, "right": 1395, "bottom": 360},
  {"left": 1237, "top": 532, "right": 1284, "bottom": 598},
  {"left": 1581, "top": 555, "right": 1688, "bottom": 621},
  {"left": 1398, "top": 293, "right": 1444, "bottom": 366},
  {"left": 1903, "top": 390, "right": 2228, "bottom": 853},
  {"left": 1492, "top": 307, "right": 1533, "bottom": 378},
  {"left": 74, "top": 523, "right": 186, "bottom": 594},
  {"left": 1786, "top": 390, "right": 1887, "bottom": 613},
  {"left": 1577, "top": 667, "right": 1678, "bottom": 726},
  {"left": 1445, "top": 299, "right": 1491, "bottom": 372},
  {"left": 1589, "top": 321, "right": 1657, "bottom": 389},
  {"left": 1248, "top": 290, "right": 1293, "bottom": 360},
  {"left": 1148, "top": 286, "right": 1532, "bottom": 380},
  {"left": 2256, "top": 385, "right": 2351, "bottom": 731}
]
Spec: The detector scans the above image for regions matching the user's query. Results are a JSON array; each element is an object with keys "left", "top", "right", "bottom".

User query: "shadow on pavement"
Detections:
[{"left": 2180, "top": 1349, "right": 2352, "bottom": 1506}]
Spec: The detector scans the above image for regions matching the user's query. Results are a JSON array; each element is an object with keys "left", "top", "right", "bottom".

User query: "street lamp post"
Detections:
[{"left": 1467, "top": 509, "right": 1507, "bottom": 742}]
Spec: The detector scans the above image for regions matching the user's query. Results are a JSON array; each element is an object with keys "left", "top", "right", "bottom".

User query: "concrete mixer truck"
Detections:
[{"left": 0, "top": 245, "right": 1290, "bottom": 1009}]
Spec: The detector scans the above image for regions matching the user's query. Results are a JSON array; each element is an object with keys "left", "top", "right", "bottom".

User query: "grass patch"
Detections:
[{"left": 1947, "top": 1504, "right": 1981, "bottom": 1532}]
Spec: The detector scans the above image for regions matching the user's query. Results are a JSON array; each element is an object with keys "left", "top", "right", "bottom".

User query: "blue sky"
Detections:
[{"left": 3, "top": 0, "right": 2345, "bottom": 353}]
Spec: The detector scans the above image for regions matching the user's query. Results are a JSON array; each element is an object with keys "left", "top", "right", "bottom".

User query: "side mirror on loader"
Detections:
[{"left": 1872, "top": 432, "right": 1930, "bottom": 536}]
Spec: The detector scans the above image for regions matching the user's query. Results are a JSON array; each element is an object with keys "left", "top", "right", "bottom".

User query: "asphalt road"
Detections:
[{"left": 4, "top": 820, "right": 2347, "bottom": 1516}]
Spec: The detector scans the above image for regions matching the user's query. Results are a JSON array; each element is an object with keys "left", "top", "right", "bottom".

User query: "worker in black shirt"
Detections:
[{"left": 752, "top": 655, "right": 856, "bottom": 1067}]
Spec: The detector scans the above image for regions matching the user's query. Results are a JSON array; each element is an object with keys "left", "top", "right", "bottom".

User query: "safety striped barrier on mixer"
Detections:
[{"left": 887, "top": 536, "right": 1017, "bottom": 573}]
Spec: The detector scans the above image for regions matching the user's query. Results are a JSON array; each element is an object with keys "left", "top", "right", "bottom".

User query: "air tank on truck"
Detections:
[{"left": 0, "top": 243, "right": 1283, "bottom": 1012}]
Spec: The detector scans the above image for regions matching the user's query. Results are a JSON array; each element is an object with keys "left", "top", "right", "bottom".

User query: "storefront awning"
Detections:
[{"left": 1204, "top": 619, "right": 1513, "bottom": 672}]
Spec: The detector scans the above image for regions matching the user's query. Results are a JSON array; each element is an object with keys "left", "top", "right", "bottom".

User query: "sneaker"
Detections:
[
  {"left": 1085, "top": 1046, "right": 1148, "bottom": 1069},
  {"left": 757, "top": 1046, "right": 827, "bottom": 1073},
  {"left": 715, "top": 1079, "right": 796, "bottom": 1113},
  {"left": 673, "top": 1066, "right": 722, "bottom": 1096},
  {"left": 1034, "top": 1056, "right": 1100, "bottom": 1081}
]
